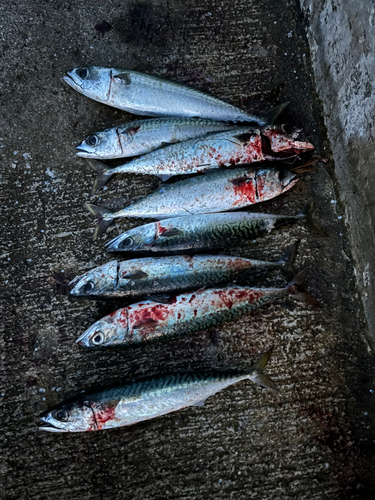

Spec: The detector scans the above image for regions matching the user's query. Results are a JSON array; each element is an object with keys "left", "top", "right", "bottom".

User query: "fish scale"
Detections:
[
  {"left": 76, "top": 117, "right": 239, "bottom": 159},
  {"left": 105, "top": 206, "right": 313, "bottom": 254},
  {"left": 39, "top": 349, "right": 277, "bottom": 432},
  {"left": 69, "top": 249, "right": 297, "bottom": 299},
  {"left": 76, "top": 284, "right": 298, "bottom": 349},
  {"left": 86, "top": 166, "right": 299, "bottom": 238},
  {"left": 88, "top": 124, "right": 314, "bottom": 194},
  {"left": 63, "top": 66, "right": 288, "bottom": 123}
]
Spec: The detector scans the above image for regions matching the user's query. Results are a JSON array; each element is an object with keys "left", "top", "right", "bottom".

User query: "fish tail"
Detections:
[
  {"left": 261, "top": 102, "right": 289, "bottom": 124},
  {"left": 83, "top": 202, "right": 114, "bottom": 240},
  {"left": 286, "top": 268, "right": 320, "bottom": 307},
  {"left": 87, "top": 159, "right": 114, "bottom": 195},
  {"left": 277, "top": 239, "right": 299, "bottom": 277},
  {"left": 297, "top": 199, "right": 327, "bottom": 236},
  {"left": 248, "top": 346, "right": 278, "bottom": 391}
]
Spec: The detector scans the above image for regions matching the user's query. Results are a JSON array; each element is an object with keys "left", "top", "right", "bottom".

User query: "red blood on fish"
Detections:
[
  {"left": 232, "top": 178, "right": 256, "bottom": 205},
  {"left": 213, "top": 288, "right": 265, "bottom": 310},
  {"left": 130, "top": 304, "right": 171, "bottom": 331},
  {"left": 117, "top": 308, "right": 128, "bottom": 328},
  {"left": 263, "top": 128, "right": 314, "bottom": 153},
  {"left": 95, "top": 405, "right": 117, "bottom": 430},
  {"left": 256, "top": 175, "right": 266, "bottom": 201},
  {"left": 157, "top": 222, "right": 169, "bottom": 235},
  {"left": 189, "top": 294, "right": 196, "bottom": 303}
]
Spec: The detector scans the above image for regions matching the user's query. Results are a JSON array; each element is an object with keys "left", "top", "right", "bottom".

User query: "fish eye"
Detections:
[
  {"left": 53, "top": 408, "right": 69, "bottom": 421},
  {"left": 91, "top": 331, "right": 105, "bottom": 346},
  {"left": 77, "top": 67, "right": 89, "bottom": 79},
  {"left": 83, "top": 281, "right": 96, "bottom": 294},
  {"left": 120, "top": 237, "right": 133, "bottom": 249},
  {"left": 87, "top": 135, "right": 99, "bottom": 147}
]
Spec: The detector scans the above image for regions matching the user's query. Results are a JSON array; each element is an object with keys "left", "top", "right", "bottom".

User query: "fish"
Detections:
[
  {"left": 69, "top": 242, "right": 298, "bottom": 299},
  {"left": 63, "top": 66, "right": 288, "bottom": 124},
  {"left": 76, "top": 270, "right": 317, "bottom": 348},
  {"left": 75, "top": 117, "right": 239, "bottom": 159},
  {"left": 89, "top": 125, "right": 314, "bottom": 193},
  {"left": 39, "top": 347, "right": 276, "bottom": 433},
  {"left": 84, "top": 166, "right": 298, "bottom": 239},
  {"left": 105, "top": 200, "right": 324, "bottom": 253}
]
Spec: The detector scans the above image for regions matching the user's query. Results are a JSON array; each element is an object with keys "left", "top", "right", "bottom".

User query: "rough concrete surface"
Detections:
[
  {"left": 1, "top": 0, "right": 375, "bottom": 498},
  {"left": 299, "top": 0, "right": 375, "bottom": 342}
]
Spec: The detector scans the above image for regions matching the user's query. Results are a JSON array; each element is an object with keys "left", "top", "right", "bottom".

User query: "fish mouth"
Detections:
[
  {"left": 39, "top": 417, "right": 67, "bottom": 433},
  {"left": 75, "top": 145, "right": 98, "bottom": 158},
  {"left": 75, "top": 328, "right": 92, "bottom": 347},
  {"left": 68, "top": 274, "right": 85, "bottom": 295},
  {"left": 63, "top": 72, "right": 84, "bottom": 93},
  {"left": 105, "top": 234, "right": 123, "bottom": 251}
]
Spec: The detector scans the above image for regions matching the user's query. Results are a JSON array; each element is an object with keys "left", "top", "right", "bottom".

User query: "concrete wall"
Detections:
[{"left": 300, "top": 0, "right": 375, "bottom": 341}]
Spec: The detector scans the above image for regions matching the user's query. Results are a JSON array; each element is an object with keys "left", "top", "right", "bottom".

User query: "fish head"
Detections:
[
  {"left": 105, "top": 223, "right": 157, "bottom": 253},
  {"left": 63, "top": 66, "right": 112, "bottom": 101},
  {"left": 76, "top": 308, "right": 129, "bottom": 348},
  {"left": 69, "top": 261, "right": 118, "bottom": 297},
  {"left": 76, "top": 128, "right": 122, "bottom": 158},
  {"left": 39, "top": 401, "right": 95, "bottom": 433},
  {"left": 256, "top": 168, "right": 298, "bottom": 201},
  {"left": 262, "top": 125, "right": 314, "bottom": 154}
]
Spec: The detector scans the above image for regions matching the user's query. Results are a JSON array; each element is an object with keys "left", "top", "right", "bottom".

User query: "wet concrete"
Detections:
[{"left": 1, "top": 0, "right": 375, "bottom": 498}]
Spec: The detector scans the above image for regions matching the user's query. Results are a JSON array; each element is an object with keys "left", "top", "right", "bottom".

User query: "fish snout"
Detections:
[{"left": 63, "top": 71, "right": 83, "bottom": 92}]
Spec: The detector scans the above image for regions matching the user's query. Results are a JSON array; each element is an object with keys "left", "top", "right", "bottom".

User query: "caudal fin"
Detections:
[
  {"left": 87, "top": 159, "right": 114, "bottom": 195},
  {"left": 83, "top": 202, "right": 114, "bottom": 240},
  {"left": 286, "top": 268, "right": 320, "bottom": 307},
  {"left": 297, "top": 199, "right": 327, "bottom": 236},
  {"left": 248, "top": 347, "right": 278, "bottom": 390},
  {"left": 261, "top": 102, "right": 289, "bottom": 125},
  {"left": 277, "top": 240, "right": 299, "bottom": 277}
]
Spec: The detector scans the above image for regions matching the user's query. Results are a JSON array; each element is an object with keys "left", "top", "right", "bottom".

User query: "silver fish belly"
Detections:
[
  {"left": 75, "top": 118, "right": 238, "bottom": 159},
  {"left": 63, "top": 66, "right": 286, "bottom": 124},
  {"left": 39, "top": 349, "right": 276, "bottom": 432}
]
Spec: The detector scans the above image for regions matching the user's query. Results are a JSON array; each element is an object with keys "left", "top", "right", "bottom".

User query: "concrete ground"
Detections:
[{"left": 1, "top": 0, "right": 375, "bottom": 498}]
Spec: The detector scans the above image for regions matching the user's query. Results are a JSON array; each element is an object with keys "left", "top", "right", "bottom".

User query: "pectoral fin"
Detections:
[
  {"left": 159, "top": 228, "right": 183, "bottom": 237},
  {"left": 192, "top": 399, "right": 206, "bottom": 407},
  {"left": 114, "top": 73, "right": 132, "bottom": 85},
  {"left": 124, "top": 270, "right": 148, "bottom": 280}
]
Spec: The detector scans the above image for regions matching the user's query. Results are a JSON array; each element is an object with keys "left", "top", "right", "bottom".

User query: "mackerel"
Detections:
[
  {"left": 85, "top": 166, "right": 298, "bottom": 239},
  {"left": 63, "top": 66, "right": 288, "bottom": 124},
  {"left": 76, "top": 270, "right": 317, "bottom": 348},
  {"left": 69, "top": 244, "right": 298, "bottom": 299},
  {"left": 39, "top": 348, "right": 276, "bottom": 433},
  {"left": 105, "top": 200, "right": 324, "bottom": 253},
  {"left": 76, "top": 117, "right": 237, "bottom": 159},
  {"left": 89, "top": 125, "right": 313, "bottom": 193}
]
